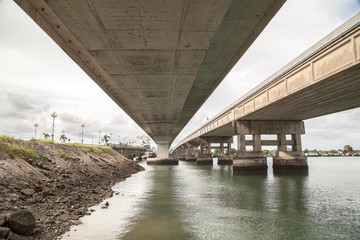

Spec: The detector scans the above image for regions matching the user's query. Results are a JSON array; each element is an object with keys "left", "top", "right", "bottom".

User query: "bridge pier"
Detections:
[
  {"left": 217, "top": 140, "right": 233, "bottom": 165},
  {"left": 233, "top": 133, "right": 267, "bottom": 174},
  {"left": 177, "top": 146, "right": 186, "bottom": 160},
  {"left": 273, "top": 134, "right": 308, "bottom": 173},
  {"left": 197, "top": 138, "right": 213, "bottom": 165},
  {"left": 233, "top": 120, "right": 308, "bottom": 174},
  {"left": 183, "top": 143, "right": 197, "bottom": 162},
  {"left": 147, "top": 141, "right": 178, "bottom": 165}
]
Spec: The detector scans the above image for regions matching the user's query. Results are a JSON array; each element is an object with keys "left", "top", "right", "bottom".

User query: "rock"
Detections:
[
  {"left": 105, "top": 201, "right": 109, "bottom": 207},
  {"left": 33, "top": 227, "right": 42, "bottom": 235},
  {"left": 69, "top": 220, "right": 81, "bottom": 225},
  {"left": 0, "top": 215, "right": 7, "bottom": 227},
  {"left": 20, "top": 188, "right": 34, "bottom": 197},
  {"left": 41, "top": 190, "right": 53, "bottom": 197},
  {"left": 7, "top": 232, "right": 24, "bottom": 240},
  {"left": 0, "top": 227, "right": 10, "bottom": 238},
  {"left": 8, "top": 210, "right": 35, "bottom": 236}
]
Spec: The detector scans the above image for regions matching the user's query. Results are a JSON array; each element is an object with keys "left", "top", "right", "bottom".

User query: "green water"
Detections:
[{"left": 61, "top": 157, "right": 360, "bottom": 240}]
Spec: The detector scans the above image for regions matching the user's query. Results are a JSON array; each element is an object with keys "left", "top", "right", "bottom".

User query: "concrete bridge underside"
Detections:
[
  {"left": 172, "top": 13, "right": 360, "bottom": 173},
  {"left": 15, "top": 0, "right": 285, "bottom": 161}
]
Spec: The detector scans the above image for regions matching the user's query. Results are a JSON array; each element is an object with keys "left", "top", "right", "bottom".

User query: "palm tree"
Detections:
[
  {"left": 60, "top": 134, "right": 67, "bottom": 143},
  {"left": 102, "top": 134, "right": 110, "bottom": 145},
  {"left": 43, "top": 133, "right": 50, "bottom": 140}
]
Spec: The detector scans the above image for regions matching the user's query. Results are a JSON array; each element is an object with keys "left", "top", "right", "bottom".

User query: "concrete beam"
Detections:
[{"left": 235, "top": 120, "right": 305, "bottom": 134}]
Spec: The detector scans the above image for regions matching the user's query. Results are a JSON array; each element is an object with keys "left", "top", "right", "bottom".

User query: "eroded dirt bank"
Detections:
[{"left": 0, "top": 139, "right": 144, "bottom": 239}]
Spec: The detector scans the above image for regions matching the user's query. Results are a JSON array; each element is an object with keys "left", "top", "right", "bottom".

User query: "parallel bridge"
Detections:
[{"left": 171, "top": 13, "right": 360, "bottom": 173}]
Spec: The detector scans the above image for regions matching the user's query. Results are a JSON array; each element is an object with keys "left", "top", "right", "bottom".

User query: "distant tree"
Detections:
[
  {"left": 311, "top": 149, "right": 318, "bottom": 154},
  {"left": 231, "top": 148, "right": 237, "bottom": 155},
  {"left": 330, "top": 149, "right": 337, "bottom": 154},
  {"left": 263, "top": 149, "right": 270, "bottom": 155},
  {"left": 43, "top": 133, "right": 50, "bottom": 140},
  {"left": 102, "top": 134, "right": 110, "bottom": 145},
  {"left": 304, "top": 149, "right": 309, "bottom": 153},
  {"left": 60, "top": 134, "right": 67, "bottom": 143},
  {"left": 343, "top": 145, "right": 353, "bottom": 153},
  {"left": 213, "top": 149, "right": 221, "bottom": 157}
]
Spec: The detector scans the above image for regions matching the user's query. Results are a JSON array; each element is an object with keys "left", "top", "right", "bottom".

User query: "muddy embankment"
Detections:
[{"left": 0, "top": 139, "right": 144, "bottom": 239}]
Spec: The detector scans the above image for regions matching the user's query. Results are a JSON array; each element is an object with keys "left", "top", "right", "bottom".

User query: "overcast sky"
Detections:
[{"left": 1, "top": 0, "right": 360, "bottom": 151}]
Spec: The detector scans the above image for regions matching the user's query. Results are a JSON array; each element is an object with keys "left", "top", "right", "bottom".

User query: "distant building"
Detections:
[{"left": 129, "top": 135, "right": 151, "bottom": 150}]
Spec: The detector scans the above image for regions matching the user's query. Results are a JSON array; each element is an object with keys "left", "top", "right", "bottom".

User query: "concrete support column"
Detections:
[
  {"left": 178, "top": 146, "right": 185, "bottom": 160},
  {"left": 197, "top": 140, "right": 212, "bottom": 165},
  {"left": 184, "top": 144, "right": 197, "bottom": 162},
  {"left": 233, "top": 133, "right": 267, "bottom": 174},
  {"left": 147, "top": 141, "right": 178, "bottom": 165},
  {"left": 218, "top": 142, "right": 233, "bottom": 165},
  {"left": 273, "top": 133, "right": 308, "bottom": 173},
  {"left": 277, "top": 134, "right": 287, "bottom": 151}
]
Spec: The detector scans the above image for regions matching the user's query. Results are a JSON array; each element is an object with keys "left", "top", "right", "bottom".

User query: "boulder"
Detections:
[
  {"left": 0, "top": 227, "right": 10, "bottom": 239},
  {"left": 0, "top": 215, "right": 7, "bottom": 227},
  {"left": 7, "top": 232, "right": 24, "bottom": 240},
  {"left": 8, "top": 210, "right": 35, "bottom": 236},
  {"left": 20, "top": 188, "right": 34, "bottom": 197}
]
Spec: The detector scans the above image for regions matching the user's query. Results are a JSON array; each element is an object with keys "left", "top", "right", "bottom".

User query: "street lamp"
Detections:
[
  {"left": 118, "top": 134, "right": 120, "bottom": 144},
  {"left": 81, "top": 123, "right": 85, "bottom": 144},
  {"left": 33, "top": 122, "right": 39, "bottom": 140},
  {"left": 99, "top": 131, "right": 101, "bottom": 146},
  {"left": 51, "top": 112, "right": 57, "bottom": 141},
  {"left": 91, "top": 134, "right": 94, "bottom": 145}
]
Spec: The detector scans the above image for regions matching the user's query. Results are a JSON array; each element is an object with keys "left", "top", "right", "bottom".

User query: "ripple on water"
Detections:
[{"left": 61, "top": 158, "right": 360, "bottom": 240}]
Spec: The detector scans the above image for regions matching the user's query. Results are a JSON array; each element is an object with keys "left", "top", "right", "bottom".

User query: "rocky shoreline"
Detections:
[{"left": 0, "top": 139, "right": 144, "bottom": 239}]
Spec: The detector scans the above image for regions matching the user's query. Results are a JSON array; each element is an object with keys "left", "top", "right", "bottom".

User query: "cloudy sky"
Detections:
[{"left": 1, "top": 0, "right": 360, "bottom": 151}]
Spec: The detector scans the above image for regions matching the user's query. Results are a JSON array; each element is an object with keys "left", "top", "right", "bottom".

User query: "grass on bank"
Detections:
[
  {"left": 0, "top": 135, "right": 21, "bottom": 141},
  {"left": 0, "top": 135, "right": 113, "bottom": 159},
  {"left": 0, "top": 141, "right": 39, "bottom": 160}
]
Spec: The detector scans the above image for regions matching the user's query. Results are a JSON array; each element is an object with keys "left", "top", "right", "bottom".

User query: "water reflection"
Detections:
[
  {"left": 122, "top": 165, "right": 193, "bottom": 240},
  {"left": 61, "top": 158, "right": 360, "bottom": 240}
]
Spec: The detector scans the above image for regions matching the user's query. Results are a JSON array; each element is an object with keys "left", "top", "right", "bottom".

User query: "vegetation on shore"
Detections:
[{"left": 0, "top": 135, "right": 113, "bottom": 161}]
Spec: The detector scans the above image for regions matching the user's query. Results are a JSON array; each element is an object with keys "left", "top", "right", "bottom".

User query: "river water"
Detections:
[{"left": 61, "top": 157, "right": 360, "bottom": 240}]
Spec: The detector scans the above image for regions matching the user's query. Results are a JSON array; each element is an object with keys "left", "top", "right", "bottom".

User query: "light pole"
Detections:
[
  {"left": 33, "top": 122, "right": 39, "bottom": 140},
  {"left": 91, "top": 134, "right": 94, "bottom": 145},
  {"left": 118, "top": 134, "right": 120, "bottom": 144},
  {"left": 81, "top": 123, "right": 85, "bottom": 144},
  {"left": 51, "top": 112, "right": 57, "bottom": 141},
  {"left": 99, "top": 131, "right": 101, "bottom": 146}
]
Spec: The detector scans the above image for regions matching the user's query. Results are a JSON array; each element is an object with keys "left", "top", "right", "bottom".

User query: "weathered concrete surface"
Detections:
[
  {"left": 14, "top": 0, "right": 285, "bottom": 146},
  {"left": 273, "top": 151, "right": 308, "bottom": 173},
  {"left": 233, "top": 157, "right": 268, "bottom": 174},
  {"left": 147, "top": 158, "right": 179, "bottom": 165},
  {"left": 217, "top": 155, "right": 233, "bottom": 165},
  {"left": 183, "top": 156, "right": 197, "bottom": 162},
  {"left": 196, "top": 154, "right": 213, "bottom": 165}
]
